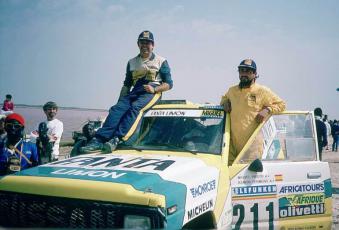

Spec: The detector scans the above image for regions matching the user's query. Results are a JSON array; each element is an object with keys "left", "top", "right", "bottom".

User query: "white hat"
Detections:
[{"left": 0, "top": 114, "right": 6, "bottom": 120}]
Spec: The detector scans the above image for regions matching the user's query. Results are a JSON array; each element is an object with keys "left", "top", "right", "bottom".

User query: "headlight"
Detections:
[{"left": 124, "top": 215, "right": 151, "bottom": 229}]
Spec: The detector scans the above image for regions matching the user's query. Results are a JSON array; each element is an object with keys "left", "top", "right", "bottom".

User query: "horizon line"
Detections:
[{"left": 15, "top": 104, "right": 108, "bottom": 112}]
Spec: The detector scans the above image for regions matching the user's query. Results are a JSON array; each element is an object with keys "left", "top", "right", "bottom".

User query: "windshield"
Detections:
[{"left": 122, "top": 109, "right": 225, "bottom": 154}]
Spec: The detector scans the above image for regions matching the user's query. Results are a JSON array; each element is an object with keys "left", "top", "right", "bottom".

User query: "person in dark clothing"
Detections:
[
  {"left": 0, "top": 113, "right": 39, "bottom": 175},
  {"left": 0, "top": 115, "right": 6, "bottom": 148},
  {"left": 314, "top": 107, "right": 327, "bottom": 160},
  {"left": 331, "top": 119, "right": 339, "bottom": 152},
  {"left": 70, "top": 122, "right": 96, "bottom": 157}
]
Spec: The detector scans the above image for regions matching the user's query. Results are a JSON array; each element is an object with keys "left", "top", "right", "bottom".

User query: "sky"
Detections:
[{"left": 0, "top": 0, "right": 338, "bottom": 119}]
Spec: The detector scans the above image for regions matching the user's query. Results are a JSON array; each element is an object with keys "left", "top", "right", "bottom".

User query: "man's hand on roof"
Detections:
[
  {"left": 222, "top": 99, "right": 232, "bottom": 113},
  {"left": 255, "top": 108, "right": 270, "bottom": 123}
]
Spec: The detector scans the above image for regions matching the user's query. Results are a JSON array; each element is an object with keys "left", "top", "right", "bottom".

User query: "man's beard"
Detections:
[
  {"left": 48, "top": 112, "right": 56, "bottom": 120},
  {"left": 239, "top": 77, "right": 253, "bottom": 88}
]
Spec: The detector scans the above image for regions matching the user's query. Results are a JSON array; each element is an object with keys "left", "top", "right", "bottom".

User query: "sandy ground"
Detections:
[
  {"left": 322, "top": 147, "right": 339, "bottom": 229},
  {"left": 59, "top": 140, "right": 339, "bottom": 229}
]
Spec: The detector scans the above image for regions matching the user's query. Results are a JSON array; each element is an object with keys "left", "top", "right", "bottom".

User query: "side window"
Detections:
[{"left": 238, "top": 113, "right": 317, "bottom": 163}]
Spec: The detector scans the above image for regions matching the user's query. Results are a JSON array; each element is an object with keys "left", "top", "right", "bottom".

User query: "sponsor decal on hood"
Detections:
[{"left": 12, "top": 154, "right": 206, "bottom": 181}]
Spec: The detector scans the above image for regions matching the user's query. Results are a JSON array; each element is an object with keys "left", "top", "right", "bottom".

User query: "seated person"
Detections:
[{"left": 80, "top": 31, "right": 173, "bottom": 153}]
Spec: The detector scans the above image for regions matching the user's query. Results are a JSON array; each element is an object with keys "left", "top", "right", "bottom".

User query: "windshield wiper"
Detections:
[
  {"left": 121, "top": 141, "right": 200, "bottom": 154},
  {"left": 163, "top": 143, "right": 199, "bottom": 154}
]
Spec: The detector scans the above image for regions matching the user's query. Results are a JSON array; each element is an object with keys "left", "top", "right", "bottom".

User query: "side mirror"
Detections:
[{"left": 248, "top": 158, "right": 263, "bottom": 172}]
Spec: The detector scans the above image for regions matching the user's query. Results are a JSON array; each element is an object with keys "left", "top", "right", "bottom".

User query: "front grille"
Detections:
[{"left": 0, "top": 191, "right": 165, "bottom": 228}]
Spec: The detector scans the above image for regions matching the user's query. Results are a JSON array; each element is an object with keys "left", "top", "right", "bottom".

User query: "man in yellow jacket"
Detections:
[{"left": 220, "top": 59, "right": 286, "bottom": 164}]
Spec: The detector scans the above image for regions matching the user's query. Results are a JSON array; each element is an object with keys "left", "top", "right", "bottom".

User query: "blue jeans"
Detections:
[{"left": 96, "top": 90, "right": 161, "bottom": 142}]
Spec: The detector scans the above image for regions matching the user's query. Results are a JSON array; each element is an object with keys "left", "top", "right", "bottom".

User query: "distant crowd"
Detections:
[{"left": 0, "top": 94, "right": 63, "bottom": 175}]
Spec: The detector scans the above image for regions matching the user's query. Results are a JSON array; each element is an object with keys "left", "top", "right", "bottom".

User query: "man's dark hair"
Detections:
[
  {"left": 323, "top": 114, "right": 328, "bottom": 122},
  {"left": 5, "top": 94, "right": 12, "bottom": 99},
  {"left": 43, "top": 101, "right": 58, "bottom": 111},
  {"left": 314, "top": 107, "right": 323, "bottom": 117}
]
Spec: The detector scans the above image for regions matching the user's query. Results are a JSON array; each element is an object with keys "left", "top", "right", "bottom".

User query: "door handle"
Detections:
[{"left": 307, "top": 172, "right": 321, "bottom": 179}]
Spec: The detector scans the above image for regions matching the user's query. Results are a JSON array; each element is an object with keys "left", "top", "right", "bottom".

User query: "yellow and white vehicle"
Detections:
[{"left": 0, "top": 100, "right": 333, "bottom": 229}]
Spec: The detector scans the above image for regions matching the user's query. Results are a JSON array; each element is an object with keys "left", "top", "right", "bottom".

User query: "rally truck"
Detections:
[{"left": 0, "top": 100, "right": 333, "bottom": 229}]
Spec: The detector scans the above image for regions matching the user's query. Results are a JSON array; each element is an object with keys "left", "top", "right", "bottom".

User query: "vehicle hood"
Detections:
[
  {"left": 0, "top": 152, "right": 221, "bottom": 228},
  {"left": 0, "top": 152, "right": 219, "bottom": 204}
]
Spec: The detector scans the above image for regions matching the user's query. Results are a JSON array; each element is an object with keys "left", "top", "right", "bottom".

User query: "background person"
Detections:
[
  {"left": 0, "top": 115, "right": 6, "bottom": 147},
  {"left": 0, "top": 113, "right": 39, "bottom": 175},
  {"left": 81, "top": 30, "right": 173, "bottom": 153},
  {"left": 70, "top": 122, "right": 96, "bottom": 157},
  {"left": 323, "top": 115, "right": 331, "bottom": 150},
  {"left": 31, "top": 101, "right": 63, "bottom": 162},
  {"left": 220, "top": 59, "right": 286, "bottom": 164},
  {"left": 314, "top": 107, "right": 327, "bottom": 160},
  {"left": 1, "top": 94, "right": 14, "bottom": 115},
  {"left": 331, "top": 119, "right": 339, "bottom": 152}
]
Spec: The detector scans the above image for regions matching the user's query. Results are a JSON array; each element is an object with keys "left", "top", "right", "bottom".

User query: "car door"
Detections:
[{"left": 229, "top": 112, "right": 332, "bottom": 230}]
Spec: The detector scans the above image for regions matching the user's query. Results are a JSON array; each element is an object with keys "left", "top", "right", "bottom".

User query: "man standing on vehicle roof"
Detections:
[
  {"left": 220, "top": 59, "right": 286, "bottom": 164},
  {"left": 81, "top": 30, "right": 173, "bottom": 153}
]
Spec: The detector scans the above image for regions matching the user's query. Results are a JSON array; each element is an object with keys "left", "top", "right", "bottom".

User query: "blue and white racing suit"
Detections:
[{"left": 96, "top": 53, "right": 173, "bottom": 142}]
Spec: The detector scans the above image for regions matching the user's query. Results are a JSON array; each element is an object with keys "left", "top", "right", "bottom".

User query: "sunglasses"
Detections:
[
  {"left": 5, "top": 123, "right": 23, "bottom": 130},
  {"left": 238, "top": 67, "right": 254, "bottom": 73}
]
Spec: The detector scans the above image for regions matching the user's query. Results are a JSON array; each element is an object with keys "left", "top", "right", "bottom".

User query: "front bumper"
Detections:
[{"left": 0, "top": 191, "right": 166, "bottom": 228}]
